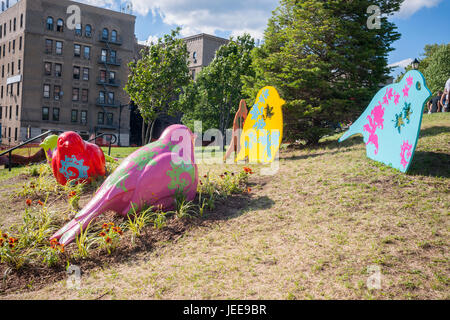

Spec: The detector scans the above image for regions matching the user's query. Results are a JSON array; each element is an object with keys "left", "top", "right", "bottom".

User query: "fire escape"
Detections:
[{"left": 96, "top": 31, "right": 122, "bottom": 135}]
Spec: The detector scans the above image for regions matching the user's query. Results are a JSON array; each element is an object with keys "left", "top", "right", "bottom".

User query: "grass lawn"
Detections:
[{"left": 0, "top": 113, "right": 448, "bottom": 299}]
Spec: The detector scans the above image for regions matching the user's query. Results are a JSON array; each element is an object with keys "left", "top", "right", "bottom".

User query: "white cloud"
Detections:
[
  {"left": 395, "top": 0, "right": 443, "bottom": 18},
  {"left": 137, "top": 34, "right": 159, "bottom": 46},
  {"left": 77, "top": 0, "right": 278, "bottom": 40},
  {"left": 388, "top": 58, "right": 413, "bottom": 69}
]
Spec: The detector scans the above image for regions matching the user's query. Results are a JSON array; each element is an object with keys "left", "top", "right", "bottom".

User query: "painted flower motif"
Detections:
[
  {"left": 406, "top": 76, "right": 413, "bottom": 87},
  {"left": 402, "top": 85, "right": 410, "bottom": 97},
  {"left": 393, "top": 92, "right": 400, "bottom": 105}
]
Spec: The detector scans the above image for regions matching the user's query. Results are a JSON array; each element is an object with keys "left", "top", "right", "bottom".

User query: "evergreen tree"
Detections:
[{"left": 243, "top": 0, "right": 403, "bottom": 145}]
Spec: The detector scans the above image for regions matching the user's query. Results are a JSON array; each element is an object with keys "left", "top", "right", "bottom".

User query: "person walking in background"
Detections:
[
  {"left": 440, "top": 89, "right": 448, "bottom": 112},
  {"left": 427, "top": 91, "right": 442, "bottom": 113}
]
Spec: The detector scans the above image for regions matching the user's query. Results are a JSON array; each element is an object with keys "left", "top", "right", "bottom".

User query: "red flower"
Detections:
[
  {"left": 26, "top": 199, "right": 32, "bottom": 206},
  {"left": 102, "top": 223, "right": 108, "bottom": 229},
  {"left": 99, "top": 232, "right": 106, "bottom": 237},
  {"left": 247, "top": 188, "right": 252, "bottom": 193},
  {"left": 69, "top": 191, "right": 77, "bottom": 198},
  {"left": 105, "top": 237, "right": 112, "bottom": 244},
  {"left": 243, "top": 167, "right": 253, "bottom": 174},
  {"left": 37, "top": 200, "right": 44, "bottom": 206}
]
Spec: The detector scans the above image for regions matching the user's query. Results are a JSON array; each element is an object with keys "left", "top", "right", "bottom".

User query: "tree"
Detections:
[
  {"left": 423, "top": 44, "right": 450, "bottom": 94},
  {"left": 242, "top": 0, "right": 403, "bottom": 145},
  {"left": 180, "top": 34, "right": 255, "bottom": 146},
  {"left": 395, "top": 43, "right": 445, "bottom": 83},
  {"left": 125, "top": 28, "right": 191, "bottom": 144}
]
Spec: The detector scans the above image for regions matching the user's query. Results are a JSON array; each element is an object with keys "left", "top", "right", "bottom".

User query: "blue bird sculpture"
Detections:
[{"left": 339, "top": 70, "right": 431, "bottom": 172}]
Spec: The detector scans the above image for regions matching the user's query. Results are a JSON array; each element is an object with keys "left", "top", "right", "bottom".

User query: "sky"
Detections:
[{"left": 71, "top": 0, "right": 449, "bottom": 77}]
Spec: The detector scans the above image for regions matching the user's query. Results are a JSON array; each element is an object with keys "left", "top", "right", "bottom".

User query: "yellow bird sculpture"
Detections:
[{"left": 236, "top": 86, "right": 285, "bottom": 163}]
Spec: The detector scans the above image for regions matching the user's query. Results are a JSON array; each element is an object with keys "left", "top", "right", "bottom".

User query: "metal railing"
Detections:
[
  {"left": 0, "top": 130, "right": 54, "bottom": 171},
  {"left": 88, "top": 133, "right": 117, "bottom": 157},
  {"left": 1, "top": 131, "right": 118, "bottom": 171}
]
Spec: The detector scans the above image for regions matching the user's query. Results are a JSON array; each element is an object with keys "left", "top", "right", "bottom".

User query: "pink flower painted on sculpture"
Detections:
[
  {"left": 363, "top": 102, "right": 385, "bottom": 155},
  {"left": 406, "top": 76, "right": 413, "bottom": 87},
  {"left": 403, "top": 85, "right": 410, "bottom": 97},
  {"left": 400, "top": 140, "right": 413, "bottom": 169},
  {"left": 386, "top": 88, "right": 394, "bottom": 100},
  {"left": 393, "top": 91, "right": 400, "bottom": 105}
]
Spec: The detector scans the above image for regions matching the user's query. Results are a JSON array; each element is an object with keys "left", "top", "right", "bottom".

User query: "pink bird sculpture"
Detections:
[{"left": 51, "top": 125, "right": 198, "bottom": 245}]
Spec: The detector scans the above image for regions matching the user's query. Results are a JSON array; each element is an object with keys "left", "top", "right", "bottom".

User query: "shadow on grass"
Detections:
[
  {"left": 419, "top": 126, "right": 450, "bottom": 138},
  {"left": 409, "top": 151, "right": 450, "bottom": 178}
]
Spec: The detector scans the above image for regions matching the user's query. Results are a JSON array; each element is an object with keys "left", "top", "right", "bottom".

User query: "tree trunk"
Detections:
[
  {"left": 144, "top": 120, "right": 152, "bottom": 144},
  {"left": 141, "top": 118, "right": 147, "bottom": 146}
]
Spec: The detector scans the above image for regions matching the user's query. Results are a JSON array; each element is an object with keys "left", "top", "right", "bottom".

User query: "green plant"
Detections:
[
  {"left": 0, "top": 233, "right": 34, "bottom": 270},
  {"left": 98, "top": 223, "right": 123, "bottom": 255},
  {"left": 174, "top": 190, "right": 197, "bottom": 219},
  {"left": 125, "top": 204, "right": 155, "bottom": 244},
  {"left": 41, "top": 239, "right": 65, "bottom": 267},
  {"left": 154, "top": 211, "right": 167, "bottom": 230},
  {"left": 75, "top": 220, "right": 96, "bottom": 259}
]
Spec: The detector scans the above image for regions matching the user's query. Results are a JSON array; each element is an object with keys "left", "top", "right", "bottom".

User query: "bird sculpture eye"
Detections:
[{"left": 416, "top": 81, "right": 421, "bottom": 91}]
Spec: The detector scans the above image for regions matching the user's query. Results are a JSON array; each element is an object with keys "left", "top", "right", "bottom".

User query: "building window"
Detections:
[
  {"left": 108, "top": 92, "right": 114, "bottom": 104},
  {"left": 14, "top": 127, "right": 17, "bottom": 141},
  {"left": 18, "top": 59, "right": 21, "bottom": 72},
  {"left": 42, "top": 107, "right": 49, "bottom": 120},
  {"left": 15, "top": 105, "right": 18, "bottom": 119},
  {"left": 9, "top": 105, "right": 11, "bottom": 119},
  {"left": 1, "top": 65, "right": 3, "bottom": 78},
  {"left": 106, "top": 113, "right": 113, "bottom": 126},
  {"left": 99, "top": 91, "right": 105, "bottom": 104},
  {"left": 20, "top": 14, "right": 23, "bottom": 28},
  {"left": 82, "top": 89, "right": 88, "bottom": 102},
  {"left": 73, "top": 66, "right": 80, "bottom": 80},
  {"left": 85, "top": 25, "right": 92, "bottom": 37},
  {"left": 110, "top": 50, "right": 117, "bottom": 63},
  {"left": 0, "top": 25, "right": 2, "bottom": 39},
  {"left": 43, "top": 84, "right": 50, "bottom": 98},
  {"left": 72, "top": 88, "right": 79, "bottom": 101},
  {"left": 81, "top": 110, "right": 87, "bottom": 124},
  {"left": 57, "top": 19, "right": 64, "bottom": 32},
  {"left": 109, "top": 71, "right": 116, "bottom": 84},
  {"left": 44, "top": 62, "right": 52, "bottom": 76},
  {"left": 11, "top": 61, "right": 14, "bottom": 75},
  {"left": 45, "top": 39, "right": 53, "bottom": 54},
  {"left": 74, "top": 44, "right": 81, "bottom": 57},
  {"left": 46, "top": 17, "right": 54, "bottom": 31},
  {"left": 101, "top": 49, "right": 107, "bottom": 62},
  {"left": 54, "top": 85, "right": 61, "bottom": 100},
  {"left": 55, "top": 63, "right": 62, "bottom": 77},
  {"left": 100, "top": 70, "right": 106, "bottom": 82},
  {"left": 84, "top": 46, "right": 90, "bottom": 59},
  {"left": 16, "top": 82, "right": 20, "bottom": 96},
  {"left": 102, "top": 28, "right": 109, "bottom": 40},
  {"left": 19, "top": 36, "right": 22, "bottom": 50},
  {"left": 12, "top": 39, "right": 15, "bottom": 52},
  {"left": 111, "top": 30, "right": 117, "bottom": 42},
  {"left": 53, "top": 108, "right": 60, "bottom": 121},
  {"left": 13, "top": 18, "right": 16, "bottom": 32},
  {"left": 82, "top": 68, "right": 89, "bottom": 81},
  {"left": 71, "top": 109, "right": 78, "bottom": 123},
  {"left": 2, "top": 44, "right": 4, "bottom": 57},
  {"left": 97, "top": 112, "right": 104, "bottom": 125},
  {"left": 55, "top": 41, "right": 63, "bottom": 55},
  {"left": 75, "top": 24, "right": 82, "bottom": 36}
]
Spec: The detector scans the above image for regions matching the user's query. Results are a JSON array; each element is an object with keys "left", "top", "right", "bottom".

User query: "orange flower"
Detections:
[
  {"left": 99, "top": 232, "right": 106, "bottom": 237},
  {"left": 102, "top": 223, "right": 108, "bottom": 229},
  {"left": 26, "top": 199, "right": 32, "bottom": 206},
  {"left": 243, "top": 167, "right": 253, "bottom": 174},
  {"left": 37, "top": 200, "right": 44, "bottom": 206},
  {"left": 247, "top": 187, "right": 252, "bottom": 193},
  {"left": 59, "top": 244, "right": 65, "bottom": 253},
  {"left": 105, "top": 237, "right": 112, "bottom": 244},
  {"left": 69, "top": 191, "right": 77, "bottom": 198},
  {"left": 2, "top": 233, "right": 8, "bottom": 238},
  {"left": 0, "top": 238, "right": 4, "bottom": 246}
]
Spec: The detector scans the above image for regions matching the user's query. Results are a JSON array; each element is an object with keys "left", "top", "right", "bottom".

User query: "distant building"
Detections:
[
  {"left": 0, "top": 0, "right": 136, "bottom": 146},
  {"left": 130, "top": 33, "right": 229, "bottom": 145}
]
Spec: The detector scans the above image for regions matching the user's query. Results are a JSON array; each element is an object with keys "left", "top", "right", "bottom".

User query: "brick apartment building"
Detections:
[
  {"left": 0, "top": 0, "right": 229, "bottom": 147},
  {"left": 0, "top": 0, "right": 136, "bottom": 146}
]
